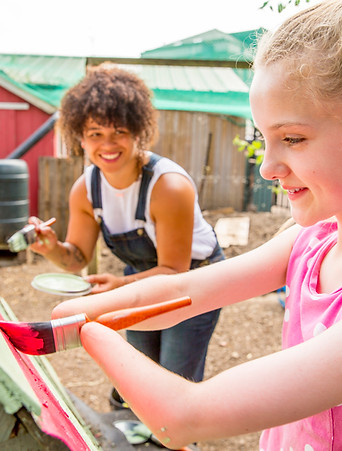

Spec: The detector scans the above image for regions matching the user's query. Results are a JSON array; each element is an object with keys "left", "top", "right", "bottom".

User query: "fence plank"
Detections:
[
  {"left": 38, "top": 156, "right": 84, "bottom": 241},
  {"left": 153, "top": 110, "right": 246, "bottom": 211}
]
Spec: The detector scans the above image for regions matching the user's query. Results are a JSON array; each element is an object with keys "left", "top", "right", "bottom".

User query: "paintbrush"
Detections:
[
  {"left": 7, "top": 217, "right": 57, "bottom": 252},
  {"left": 0, "top": 296, "right": 191, "bottom": 355}
]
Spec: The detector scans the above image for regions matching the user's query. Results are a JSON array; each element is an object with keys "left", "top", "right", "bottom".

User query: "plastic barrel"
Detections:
[{"left": 0, "top": 159, "right": 29, "bottom": 246}]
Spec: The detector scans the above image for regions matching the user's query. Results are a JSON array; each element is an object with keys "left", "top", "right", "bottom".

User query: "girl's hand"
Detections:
[
  {"left": 28, "top": 216, "right": 58, "bottom": 255},
  {"left": 86, "top": 273, "right": 124, "bottom": 293}
]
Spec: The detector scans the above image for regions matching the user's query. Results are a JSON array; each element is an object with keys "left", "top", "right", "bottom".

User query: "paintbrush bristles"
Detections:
[
  {"left": 7, "top": 224, "right": 36, "bottom": 252},
  {"left": 7, "top": 217, "right": 57, "bottom": 253},
  {"left": 0, "top": 320, "right": 56, "bottom": 355},
  {"left": 0, "top": 313, "right": 88, "bottom": 355}
]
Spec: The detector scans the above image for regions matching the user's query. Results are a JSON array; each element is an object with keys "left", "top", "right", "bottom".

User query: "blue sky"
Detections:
[{"left": 0, "top": 0, "right": 321, "bottom": 57}]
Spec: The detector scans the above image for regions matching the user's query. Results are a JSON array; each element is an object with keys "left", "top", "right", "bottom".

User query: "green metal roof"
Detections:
[
  {"left": 121, "top": 63, "right": 251, "bottom": 118},
  {"left": 141, "top": 28, "right": 265, "bottom": 88},
  {"left": 139, "top": 28, "right": 260, "bottom": 118},
  {"left": 135, "top": 64, "right": 248, "bottom": 92},
  {"left": 0, "top": 54, "right": 86, "bottom": 111},
  {"left": 0, "top": 29, "right": 259, "bottom": 119},
  {"left": 142, "top": 28, "right": 256, "bottom": 61}
]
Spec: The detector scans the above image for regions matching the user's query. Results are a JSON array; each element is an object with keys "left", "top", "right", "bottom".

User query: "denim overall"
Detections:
[{"left": 91, "top": 153, "right": 224, "bottom": 382}]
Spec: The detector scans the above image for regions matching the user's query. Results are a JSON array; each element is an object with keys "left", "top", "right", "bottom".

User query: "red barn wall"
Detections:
[{"left": 0, "top": 87, "right": 56, "bottom": 216}]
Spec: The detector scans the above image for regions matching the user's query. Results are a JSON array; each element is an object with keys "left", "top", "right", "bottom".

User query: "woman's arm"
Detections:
[
  {"left": 81, "top": 318, "right": 342, "bottom": 449},
  {"left": 87, "top": 172, "right": 195, "bottom": 293},
  {"left": 30, "top": 175, "right": 100, "bottom": 272},
  {"left": 52, "top": 224, "right": 301, "bottom": 325}
]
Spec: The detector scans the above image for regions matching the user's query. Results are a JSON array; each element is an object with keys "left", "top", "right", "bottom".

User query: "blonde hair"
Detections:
[{"left": 254, "top": 0, "right": 342, "bottom": 103}]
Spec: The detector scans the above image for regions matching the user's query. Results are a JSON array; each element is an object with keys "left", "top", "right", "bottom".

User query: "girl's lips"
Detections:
[
  {"left": 285, "top": 186, "right": 308, "bottom": 200},
  {"left": 286, "top": 187, "right": 306, "bottom": 194}
]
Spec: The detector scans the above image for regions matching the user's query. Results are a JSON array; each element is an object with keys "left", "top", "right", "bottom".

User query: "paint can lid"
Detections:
[{"left": 31, "top": 273, "right": 91, "bottom": 296}]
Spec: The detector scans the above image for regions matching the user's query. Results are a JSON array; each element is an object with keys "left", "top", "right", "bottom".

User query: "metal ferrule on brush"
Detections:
[
  {"left": 21, "top": 224, "right": 38, "bottom": 245},
  {"left": 51, "top": 313, "right": 87, "bottom": 352}
]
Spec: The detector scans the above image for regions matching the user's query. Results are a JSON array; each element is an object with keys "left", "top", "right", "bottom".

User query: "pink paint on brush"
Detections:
[{"left": 0, "top": 320, "right": 54, "bottom": 355}]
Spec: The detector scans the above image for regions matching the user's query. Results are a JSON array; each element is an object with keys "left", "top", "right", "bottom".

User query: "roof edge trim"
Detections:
[{"left": 0, "top": 76, "right": 56, "bottom": 114}]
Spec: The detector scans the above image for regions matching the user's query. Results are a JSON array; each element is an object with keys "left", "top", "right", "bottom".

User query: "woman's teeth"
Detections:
[{"left": 101, "top": 153, "right": 119, "bottom": 160}]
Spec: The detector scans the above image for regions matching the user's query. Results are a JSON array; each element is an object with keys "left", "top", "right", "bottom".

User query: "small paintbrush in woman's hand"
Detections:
[
  {"left": 0, "top": 297, "right": 192, "bottom": 355},
  {"left": 7, "top": 217, "right": 57, "bottom": 253}
]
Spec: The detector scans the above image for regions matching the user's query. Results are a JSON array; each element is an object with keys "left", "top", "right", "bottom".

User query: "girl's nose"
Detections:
[{"left": 259, "top": 148, "right": 289, "bottom": 181}]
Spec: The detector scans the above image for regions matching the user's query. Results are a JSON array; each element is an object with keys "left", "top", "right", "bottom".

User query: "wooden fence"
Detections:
[
  {"left": 152, "top": 110, "right": 246, "bottom": 211},
  {"left": 38, "top": 156, "right": 84, "bottom": 240}
]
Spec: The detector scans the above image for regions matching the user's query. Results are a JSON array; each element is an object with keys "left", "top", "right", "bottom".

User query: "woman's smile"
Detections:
[{"left": 100, "top": 152, "right": 120, "bottom": 162}]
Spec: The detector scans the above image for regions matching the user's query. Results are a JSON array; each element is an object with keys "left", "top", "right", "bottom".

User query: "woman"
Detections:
[{"left": 29, "top": 64, "right": 224, "bottom": 391}]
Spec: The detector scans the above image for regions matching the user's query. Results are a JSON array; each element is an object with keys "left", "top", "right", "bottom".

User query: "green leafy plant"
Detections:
[
  {"left": 260, "top": 0, "right": 310, "bottom": 13},
  {"left": 233, "top": 135, "right": 284, "bottom": 196},
  {"left": 233, "top": 135, "right": 264, "bottom": 165}
]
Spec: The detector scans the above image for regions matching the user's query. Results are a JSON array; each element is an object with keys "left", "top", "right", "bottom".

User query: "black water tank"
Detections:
[{"left": 0, "top": 159, "right": 29, "bottom": 246}]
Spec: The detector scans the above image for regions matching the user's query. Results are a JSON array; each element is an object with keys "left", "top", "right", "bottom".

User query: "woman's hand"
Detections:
[
  {"left": 86, "top": 273, "right": 125, "bottom": 293},
  {"left": 27, "top": 216, "right": 58, "bottom": 255}
]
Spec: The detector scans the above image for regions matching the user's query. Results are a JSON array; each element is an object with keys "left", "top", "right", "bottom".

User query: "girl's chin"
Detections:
[{"left": 291, "top": 210, "right": 334, "bottom": 228}]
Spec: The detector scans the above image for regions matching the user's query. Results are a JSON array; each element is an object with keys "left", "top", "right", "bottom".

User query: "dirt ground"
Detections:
[{"left": 0, "top": 209, "right": 291, "bottom": 451}]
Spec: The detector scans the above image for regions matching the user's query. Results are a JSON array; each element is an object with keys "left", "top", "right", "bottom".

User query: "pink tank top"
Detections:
[{"left": 260, "top": 221, "right": 342, "bottom": 450}]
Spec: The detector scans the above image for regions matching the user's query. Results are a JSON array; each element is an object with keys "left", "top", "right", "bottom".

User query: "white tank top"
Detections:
[{"left": 85, "top": 154, "right": 217, "bottom": 260}]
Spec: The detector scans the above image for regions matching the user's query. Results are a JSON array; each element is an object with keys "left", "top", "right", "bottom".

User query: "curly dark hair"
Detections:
[{"left": 58, "top": 63, "right": 158, "bottom": 156}]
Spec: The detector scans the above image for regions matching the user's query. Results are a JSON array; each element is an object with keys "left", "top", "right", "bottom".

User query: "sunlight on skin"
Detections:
[{"left": 81, "top": 322, "right": 180, "bottom": 447}]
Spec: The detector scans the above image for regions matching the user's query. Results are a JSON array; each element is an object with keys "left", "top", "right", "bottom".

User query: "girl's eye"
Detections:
[{"left": 283, "top": 137, "right": 304, "bottom": 145}]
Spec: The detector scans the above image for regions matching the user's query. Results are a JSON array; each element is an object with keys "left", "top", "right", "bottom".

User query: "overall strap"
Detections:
[
  {"left": 90, "top": 165, "right": 103, "bottom": 223},
  {"left": 90, "top": 154, "right": 163, "bottom": 223},
  {"left": 135, "top": 153, "right": 162, "bottom": 221}
]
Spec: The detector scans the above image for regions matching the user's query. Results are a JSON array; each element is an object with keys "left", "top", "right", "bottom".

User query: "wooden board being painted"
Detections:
[
  {"left": 214, "top": 216, "right": 250, "bottom": 249},
  {"left": 0, "top": 297, "right": 100, "bottom": 450}
]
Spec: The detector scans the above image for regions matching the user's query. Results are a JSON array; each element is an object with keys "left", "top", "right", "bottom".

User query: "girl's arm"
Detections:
[
  {"left": 81, "top": 319, "right": 342, "bottom": 449},
  {"left": 30, "top": 175, "right": 100, "bottom": 272},
  {"left": 52, "top": 224, "right": 301, "bottom": 324}
]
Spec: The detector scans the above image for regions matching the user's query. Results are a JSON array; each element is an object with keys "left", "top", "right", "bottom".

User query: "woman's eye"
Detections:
[{"left": 115, "top": 128, "right": 127, "bottom": 135}]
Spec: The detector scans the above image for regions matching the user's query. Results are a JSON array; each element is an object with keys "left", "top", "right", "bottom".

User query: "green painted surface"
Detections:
[
  {"left": 0, "top": 297, "right": 100, "bottom": 450},
  {"left": 0, "top": 300, "right": 41, "bottom": 416}
]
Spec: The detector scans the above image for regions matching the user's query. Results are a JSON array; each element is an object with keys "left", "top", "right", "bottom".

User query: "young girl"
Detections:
[{"left": 53, "top": 0, "right": 342, "bottom": 448}]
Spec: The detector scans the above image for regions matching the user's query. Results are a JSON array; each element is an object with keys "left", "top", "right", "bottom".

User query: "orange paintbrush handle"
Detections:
[
  {"left": 40, "top": 217, "right": 56, "bottom": 228},
  {"left": 94, "top": 296, "right": 191, "bottom": 330}
]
